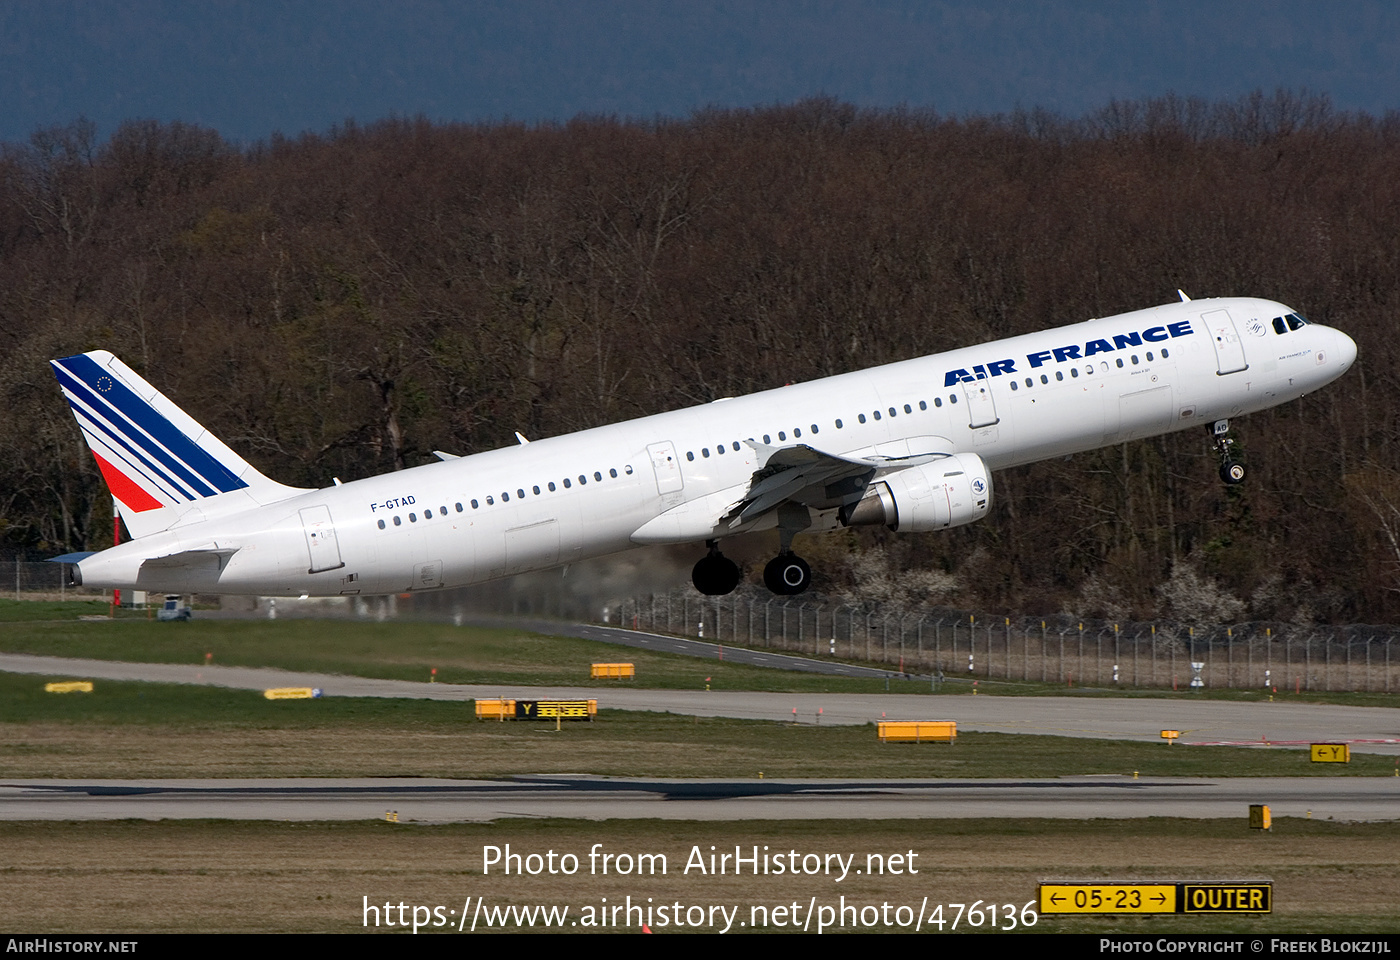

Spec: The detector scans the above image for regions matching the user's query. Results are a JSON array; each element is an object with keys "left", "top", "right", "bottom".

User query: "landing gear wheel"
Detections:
[
  {"left": 692, "top": 552, "right": 741, "bottom": 596},
  {"left": 763, "top": 554, "right": 812, "bottom": 596},
  {"left": 1208, "top": 420, "right": 1246, "bottom": 486},
  {"left": 1219, "top": 460, "right": 1245, "bottom": 485}
]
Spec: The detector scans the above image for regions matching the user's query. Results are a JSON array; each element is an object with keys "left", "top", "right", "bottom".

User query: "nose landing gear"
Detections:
[{"left": 1211, "top": 419, "right": 1246, "bottom": 485}]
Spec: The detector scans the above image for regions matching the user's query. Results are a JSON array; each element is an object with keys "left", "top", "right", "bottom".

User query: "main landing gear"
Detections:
[
  {"left": 690, "top": 544, "right": 813, "bottom": 597},
  {"left": 692, "top": 541, "right": 741, "bottom": 596},
  {"left": 693, "top": 501, "right": 817, "bottom": 597},
  {"left": 1210, "top": 419, "right": 1246, "bottom": 485},
  {"left": 763, "top": 553, "right": 811, "bottom": 596}
]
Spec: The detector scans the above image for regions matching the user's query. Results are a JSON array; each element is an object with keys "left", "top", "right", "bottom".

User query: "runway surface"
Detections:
[
  {"left": 3, "top": 652, "right": 1399, "bottom": 752},
  {"left": 2, "top": 774, "right": 1395, "bottom": 821}
]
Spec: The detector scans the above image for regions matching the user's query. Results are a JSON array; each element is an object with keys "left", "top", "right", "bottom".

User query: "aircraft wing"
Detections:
[
  {"left": 724, "top": 439, "right": 953, "bottom": 527},
  {"left": 631, "top": 438, "right": 953, "bottom": 544}
]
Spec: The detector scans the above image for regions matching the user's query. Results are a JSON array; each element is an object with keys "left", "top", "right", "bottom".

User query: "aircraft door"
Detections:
[
  {"left": 1203, "top": 309, "right": 1248, "bottom": 375},
  {"left": 646, "top": 441, "right": 685, "bottom": 497},
  {"left": 960, "top": 380, "right": 1000, "bottom": 429},
  {"left": 299, "top": 505, "right": 345, "bottom": 574}
]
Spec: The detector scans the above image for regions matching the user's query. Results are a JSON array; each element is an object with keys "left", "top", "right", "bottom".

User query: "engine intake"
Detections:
[{"left": 841, "top": 453, "right": 992, "bottom": 532}]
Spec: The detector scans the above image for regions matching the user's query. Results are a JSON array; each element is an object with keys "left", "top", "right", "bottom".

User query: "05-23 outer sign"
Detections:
[{"left": 1040, "top": 884, "right": 1272, "bottom": 915}]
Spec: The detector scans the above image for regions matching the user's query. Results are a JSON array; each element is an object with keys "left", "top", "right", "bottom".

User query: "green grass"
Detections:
[
  {"left": 4, "top": 598, "right": 1399, "bottom": 706},
  {"left": 3, "top": 672, "right": 1397, "bottom": 780},
  {"left": 0, "top": 612, "right": 949, "bottom": 694},
  {"left": 3, "top": 817, "right": 1396, "bottom": 933}
]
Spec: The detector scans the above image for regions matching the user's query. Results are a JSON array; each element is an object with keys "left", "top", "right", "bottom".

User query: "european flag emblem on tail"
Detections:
[{"left": 50, "top": 351, "right": 304, "bottom": 539}]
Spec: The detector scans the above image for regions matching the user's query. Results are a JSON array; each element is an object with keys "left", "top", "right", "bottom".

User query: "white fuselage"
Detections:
[{"left": 76, "top": 298, "right": 1356, "bottom": 596}]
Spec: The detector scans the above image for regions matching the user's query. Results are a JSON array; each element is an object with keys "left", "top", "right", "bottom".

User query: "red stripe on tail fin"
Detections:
[{"left": 92, "top": 451, "right": 163, "bottom": 512}]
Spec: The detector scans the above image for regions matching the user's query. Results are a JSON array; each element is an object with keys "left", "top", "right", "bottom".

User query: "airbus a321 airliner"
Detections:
[{"left": 51, "top": 294, "right": 1356, "bottom": 598}]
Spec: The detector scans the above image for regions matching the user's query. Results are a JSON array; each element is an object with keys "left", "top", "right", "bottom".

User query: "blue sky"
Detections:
[{"left": 3, "top": 0, "right": 1398, "bottom": 143}]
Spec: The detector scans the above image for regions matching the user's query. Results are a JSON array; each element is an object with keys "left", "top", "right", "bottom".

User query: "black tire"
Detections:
[
  {"left": 692, "top": 553, "right": 741, "bottom": 596},
  {"left": 763, "top": 554, "right": 812, "bottom": 595},
  {"left": 1220, "top": 460, "right": 1246, "bottom": 485}
]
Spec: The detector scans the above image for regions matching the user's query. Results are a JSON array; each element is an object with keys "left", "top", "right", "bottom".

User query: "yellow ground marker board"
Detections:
[
  {"left": 1040, "top": 883, "right": 1271, "bottom": 914},
  {"left": 1041, "top": 885, "right": 1176, "bottom": 914},
  {"left": 44, "top": 681, "right": 93, "bottom": 693}
]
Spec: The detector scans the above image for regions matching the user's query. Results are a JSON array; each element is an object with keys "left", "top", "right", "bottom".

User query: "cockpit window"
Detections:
[
  {"left": 1272, "top": 317, "right": 1287, "bottom": 335},
  {"left": 1286, "top": 313, "right": 1308, "bottom": 330}
]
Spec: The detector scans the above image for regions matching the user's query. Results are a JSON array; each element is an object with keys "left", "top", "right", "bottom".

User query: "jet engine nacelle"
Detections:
[{"left": 841, "top": 453, "right": 992, "bottom": 532}]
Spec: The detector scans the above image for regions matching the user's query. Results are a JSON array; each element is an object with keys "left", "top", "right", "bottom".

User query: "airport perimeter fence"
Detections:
[
  {"left": 0, "top": 561, "right": 99, "bottom": 601},
  {"left": 605, "top": 589, "right": 1400, "bottom": 695},
  {"left": 9, "top": 557, "right": 1400, "bottom": 694}
]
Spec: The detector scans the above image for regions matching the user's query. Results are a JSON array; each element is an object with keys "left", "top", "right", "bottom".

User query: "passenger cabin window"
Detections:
[
  {"left": 858, "top": 414, "right": 866, "bottom": 423},
  {"left": 472, "top": 499, "right": 479, "bottom": 509},
  {"left": 793, "top": 428, "right": 801, "bottom": 437},
  {"left": 377, "top": 519, "right": 386, "bottom": 529},
  {"left": 593, "top": 471, "right": 602, "bottom": 482},
  {"left": 919, "top": 401, "right": 927, "bottom": 410},
  {"left": 394, "top": 516, "right": 402, "bottom": 526},
  {"left": 548, "top": 482, "right": 556, "bottom": 491}
]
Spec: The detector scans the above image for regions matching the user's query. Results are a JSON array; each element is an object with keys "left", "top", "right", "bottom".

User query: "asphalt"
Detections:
[{"left": 2, "top": 774, "right": 1395, "bottom": 822}]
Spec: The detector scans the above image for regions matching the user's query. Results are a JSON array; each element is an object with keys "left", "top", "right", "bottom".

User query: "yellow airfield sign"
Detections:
[
  {"left": 1040, "top": 885, "right": 1175, "bottom": 914},
  {"left": 1041, "top": 883, "right": 1271, "bottom": 915}
]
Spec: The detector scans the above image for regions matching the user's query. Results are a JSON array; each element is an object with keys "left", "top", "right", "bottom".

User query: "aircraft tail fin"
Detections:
[{"left": 50, "top": 350, "right": 309, "bottom": 539}]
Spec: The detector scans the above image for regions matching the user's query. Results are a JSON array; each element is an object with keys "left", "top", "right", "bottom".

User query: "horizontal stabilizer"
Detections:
[{"left": 139, "top": 545, "right": 240, "bottom": 571}]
